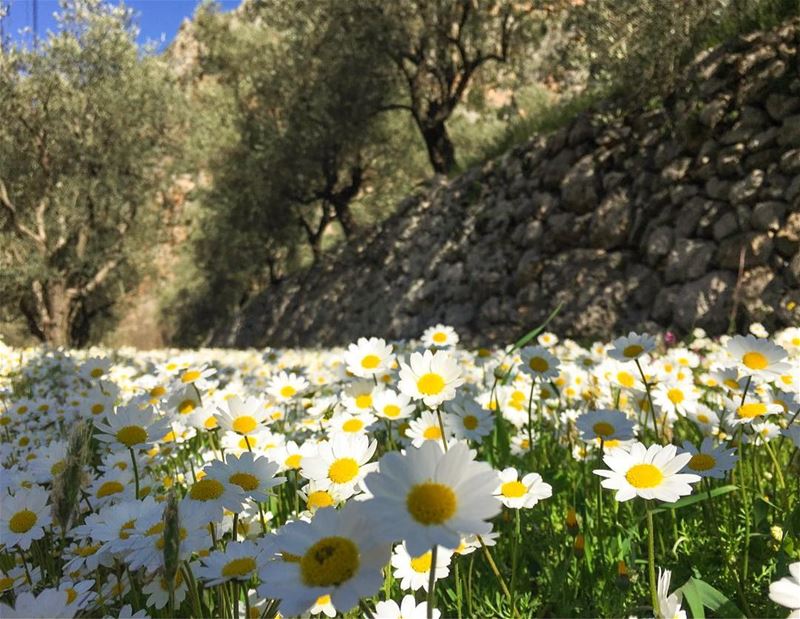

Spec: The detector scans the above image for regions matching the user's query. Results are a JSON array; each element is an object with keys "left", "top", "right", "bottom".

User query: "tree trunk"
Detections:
[
  {"left": 42, "top": 282, "right": 73, "bottom": 347},
  {"left": 421, "top": 120, "right": 457, "bottom": 175}
]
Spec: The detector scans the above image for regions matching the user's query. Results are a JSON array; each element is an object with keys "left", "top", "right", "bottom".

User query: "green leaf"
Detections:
[
  {"left": 677, "top": 577, "right": 745, "bottom": 619},
  {"left": 505, "top": 302, "right": 563, "bottom": 355},
  {"left": 650, "top": 485, "right": 738, "bottom": 515}
]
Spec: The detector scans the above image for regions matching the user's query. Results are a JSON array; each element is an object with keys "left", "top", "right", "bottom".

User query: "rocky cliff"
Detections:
[{"left": 219, "top": 21, "right": 800, "bottom": 348}]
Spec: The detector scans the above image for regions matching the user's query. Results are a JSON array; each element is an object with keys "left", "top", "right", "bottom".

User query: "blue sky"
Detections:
[{"left": 1, "top": 0, "right": 240, "bottom": 50}]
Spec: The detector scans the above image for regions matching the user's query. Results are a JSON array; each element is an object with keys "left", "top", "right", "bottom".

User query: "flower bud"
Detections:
[
  {"left": 615, "top": 560, "right": 630, "bottom": 590},
  {"left": 573, "top": 534, "right": 585, "bottom": 559},
  {"left": 566, "top": 507, "right": 579, "bottom": 537},
  {"left": 162, "top": 490, "right": 180, "bottom": 588}
]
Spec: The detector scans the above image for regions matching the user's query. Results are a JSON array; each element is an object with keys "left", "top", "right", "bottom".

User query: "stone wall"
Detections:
[{"left": 218, "top": 21, "right": 800, "bottom": 348}]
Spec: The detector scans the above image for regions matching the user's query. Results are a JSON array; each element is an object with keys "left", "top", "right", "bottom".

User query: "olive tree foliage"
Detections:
[
  {"left": 369, "top": 0, "right": 557, "bottom": 175},
  {"left": 0, "top": 0, "right": 183, "bottom": 346},
  {"left": 166, "top": 0, "right": 411, "bottom": 345}
]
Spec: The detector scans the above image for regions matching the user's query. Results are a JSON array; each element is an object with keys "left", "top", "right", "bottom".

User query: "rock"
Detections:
[
  {"left": 751, "top": 201, "right": 787, "bottom": 231},
  {"left": 705, "top": 177, "right": 731, "bottom": 200},
  {"left": 590, "top": 190, "right": 630, "bottom": 249},
  {"left": 645, "top": 226, "right": 674, "bottom": 265},
  {"left": 778, "top": 114, "right": 800, "bottom": 147},
  {"left": 673, "top": 271, "right": 736, "bottom": 333},
  {"left": 766, "top": 93, "right": 800, "bottom": 120},
  {"left": 715, "top": 232, "right": 773, "bottom": 269},
  {"left": 661, "top": 157, "right": 692, "bottom": 181},
  {"left": 713, "top": 212, "right": 739, "bottom": 240},
  {"left": 664, "top": 239, "right": 715, "bottom": 284},
  {"left": 779, "top": 148, "right": 800, "bottom": 174},
  {"left": 511, "top": 219, "right": 544, "bottom": 248},
  {"left": 729, "top": 169, "right": 764, "bottom": 205},
  {"left": 560, "top": 155, "right": 599, "bottom": 214},
  {"left": 699, "top": 95, "right": 731, "bottom": 128}
]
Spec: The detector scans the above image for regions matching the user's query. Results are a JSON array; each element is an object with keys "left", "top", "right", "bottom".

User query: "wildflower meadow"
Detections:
[{"left": 0, "top": 323, "right": 799, "bottom": 618}]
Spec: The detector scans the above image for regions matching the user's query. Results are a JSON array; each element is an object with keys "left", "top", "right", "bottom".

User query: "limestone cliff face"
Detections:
[{"left": 219, "top": 21, "right": 800, "bottom": 348}]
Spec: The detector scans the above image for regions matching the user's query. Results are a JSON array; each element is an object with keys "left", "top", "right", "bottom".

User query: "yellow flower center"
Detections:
[
  {"left": 625, "top": 464, "right": 664, "bottom": 489},
  {"left": 280, "top": 385, "right": 296, "bottom": 398},
  {"left": 190, "top": 478, "right": 225, "bottom": 501},
  {"left": 116, "top": 425, "right": 147, "bottom": 447},
  {"left": 65, "top": 588, "right": 77, "bottom": 604},
  {"left": 285, "top": 454, "right": 302, "bottom": 469},
  {"left": 51, "top": 461, "right": 66, "bottom": 476},
  {"left": 410, "top": 551, "right": 433, "bottom": 573},
  {"left": 0, "top": 577, "right": 14, "bottom": 591},
  {"left": 328, "top": 458, "right": 359, "bottom": 484},
  {"left": 423, "top": 425, "right": 442, "bottom": 440},
  {"left": 623, "top": 344, "right": 644, "bottom": 358},
  {"left": 91, "top": 368, "right": 104, "bottom": 378},
  {"left": 617, "top": 372, "right": 635, "bottom": 389},
  {"left": 361, "top": 355, "right": 381, "bottom": 369},
  {"left": 342, "top": 418, "right": 365, "bottom": 433},
  {"left": 688, "top": 454, "right": 716, "bottom": 471},
  {"left": 300, "top": 536, "right": 360, "bottom": 587},
  {"left": 354, "top": 394, "right": 372, "bottom": 410},
  {"left": 593, "top": 422, "right": 615, "bottom": 437},
  {"left": 667, "top": 388, "right": 685, "bottom": 405},
  {"left": 9, "top": 509, "right": 36, "bottom": 533},
  {"left": 119, "top": 520, "right": 135, "bottom": 540},
  {"left": 432, "top": 332, "right": 447, "bottom": 344},
  {"left": 738, "top": 402, "right": 767, "bottom": 419},
  {"left": 222, "top": 557, "right": 256, "bottom": 579},
  {"left": 742, "top": 351, "right": 768, "bottom": 370},
  {"left": 233, "top": 416, "right": 258, "bottom": 435},
  {"left": 307, "top": 490, "right": 334, "bottom": 509},
  {"left": 238, "top": 436, "right": 257, "bottom": 450},
  {"left": 97, "top": 481, "right": 124, "bottom": 498},
  {"left": 383, "top": 404, "right": 401, "bottom": 418},
  {"left": 528, "top": 356, "right": 549, "bottom": 373},
  {"left": 91, "top": 403, "right": 105, "bottom": 415},
  {"left": 463, "top": 415, "right": 479, "bottom": 430},
  {"left": 315, "top": 594, "right": 331, "bottom": 607},
  {"left": 182, "top": 370, "right": 202, "bottom": 383},
  {"left": 204, "top": 416, "right": 218, "bottom": 429},
  {"left": 417, "top": 373, "right": 445, "bottom": 396},
  {"left": 178, "top": 399, "right": 196, "bottom": 415},
  {"left": 229, "top": 472, "right": 259, "bottom": 492},
  {"left": 501, "top": 480, "right": 527, "bottom": 498},
  {"left": 76, "top": 544, "right": 100, "bottom": 557},
  {"left": 150, "top": 385, "right": 166, "bottom": 398},
  {"left": 406, "top": 482, "right": 457, "bottom": 525}
]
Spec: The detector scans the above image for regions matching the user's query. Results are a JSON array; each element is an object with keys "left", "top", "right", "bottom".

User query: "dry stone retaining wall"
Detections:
[{"left": 219, "top": 22, "right": 800, "bottom": 348}]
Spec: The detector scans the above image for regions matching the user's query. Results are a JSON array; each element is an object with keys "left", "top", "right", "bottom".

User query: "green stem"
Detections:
[
  {"left": 646, "top": 505, "right": 658, "bottom": 616},
  {"left": 427, "top": 544, "right": 438, "bottom": 619},
  {"left": 129, "top": 447, "right": 140, "bottom": 500},
  {"left": 635, "top": 359, "right": 660, "bottom": 442}
]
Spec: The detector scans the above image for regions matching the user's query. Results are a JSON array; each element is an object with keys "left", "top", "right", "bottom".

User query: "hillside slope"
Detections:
[{"left": 218, "top": 21, "right": 800, "bottom": 348}]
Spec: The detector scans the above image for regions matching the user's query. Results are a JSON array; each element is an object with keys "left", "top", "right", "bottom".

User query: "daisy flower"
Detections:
[
  {"left": 88, "top": 469, "right": 135, "bottom": 506},
  {"left": 195, "top": 540, "right": 264, "bottom": 586},
  {"left": 326, "top": 411, "right": 377, "bottom": 438},
  {"left": 421, "top": 324, "right": 459, "bottom": 348},
  {"left": 445, "top": 397, "right": 493, "bottom": 442},
  {"left": 95, "top": 404, "right": 172, "bottom": 451},
  {"left": 0, "top": 485, "right": 50, "bottom": 550},
  {"left": 362, "top": 440, "right": 501, "bottom": 556},
  {"left": 769, "top": 562, "right": 800, "bottom": 618},
  {"left": 398, "top": 350, "right": 464, "bottom": 408},
  {"left": 390, "top": 542, "right": 452, "bottom": 592},
  {"left": 343, "top": 337, "right": 395, "bottom": 378},
  {"left": 725, "top": 396, "right": 784, "bottom": 427},
  {"left": 726, "top": 335, "right": 791, "bottom": 380},
  {"left": 608, "top": 332, "right": 656, "bottom": 362},
  {"left": 653, "top": 380, "right": 700, "bottom": 418},
  {"left": 309, "top": 593, "right": 336, "bottom": 617},
  {"left": 519, "top": 346, "right": 560, "bottom": 380},
  {"left": 214, "top": 396, "right": 270, "bottom": 437},
  {"left": 576, "top": 409, "right": 636, "bottom": 443},
  {"left": 340, "top": 381, "right": 379, "bottom": 415},
  {"left": 593, "top": 442, "right": 701, "bottom": 502},
  {"left": 493, "top": 467, "right": 552, "bottom": 509},
  {"left": 257, "top": 502, "right": 390, "bottom": 617},
  {"left": 405, "top": 410, "right": 456, "bottom": 448},
  {"left": 0, "top": 587, "right": 84, "bottom": 619},
  {"left": 142, "top": 571, "right": 188, "bottom": 610},
  {"left": 656, "top": 567, "right": 687, "bottom": 619},
  {"left": 372, "top": 389, "right": 414, "bottom": 421},
  {"left": 204, "top": 451, "right": 285, "bottom": 502},
  {"left": 271, "top": 440, "right": 318, "bottom": 473},
  {"left": 679, "top": 438, "right": 737, "bottom": 479},
  {"left": 299, "top": 434, "right": 378, "bottom": 498},
  {"left": 267, "top": 371, "right": 309, "bottom": 402},
  {"left": 182, "top": 471, "right": 247, "bottom": 521},
  {"left": 375, "top": 594, "right": 441, "bottom": 619},
  {"left": 178, "top": 364, "right": 216, "bottom": 387}
]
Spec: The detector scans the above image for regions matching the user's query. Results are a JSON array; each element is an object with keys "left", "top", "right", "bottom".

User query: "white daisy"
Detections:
[
  {"left": 593, "top": 442, "right": 701, "bottom": 502},
  {"left": 421, "top": 324, "right": 459, "bottom": 348},
  {"left": 726, "top": 335, "right": 791, "bottom": 381},
  {"left": 267, "top": 371, "right": 309, "bottom": 402},
  {"left": 95, "top": 404, "right": 172, "bottom": 451},
  {"left": 343, "top": 337, "right": 395, "bottom": 378},
  {"left": 0, "top": 485, "right": 50, "bottom": 550},
  {"left": 769, "top": 562, "right": 800, "bottom": 618},
  {"left": 204, "top": 451, "right": 285, "bottom": 502},
  {"left": 390, "top": 542, "right": 452, "bottom": 592},
  {"left": 299, "top": 434, "right": 378, "bottom": 498},
  {"left": 608, "top": 332, "right": 656, "bottom": 362},
  {"left": 493, "top": 467, "right": 552, "bottom": 509},
  {"left": 398, "top": 350, "right": 464, "bottom": 408},
  {"left": 519, "top": 346, "right": 561, "bottom": 380},
  {"left": 679, "top": 438, "right": 737, "bottom": 479},
  {"left": 372, "top": 389, "right": 415, "bottom": 421},
  {"left": 195, "top": 540, "right": 264, "bottom": 586}
]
